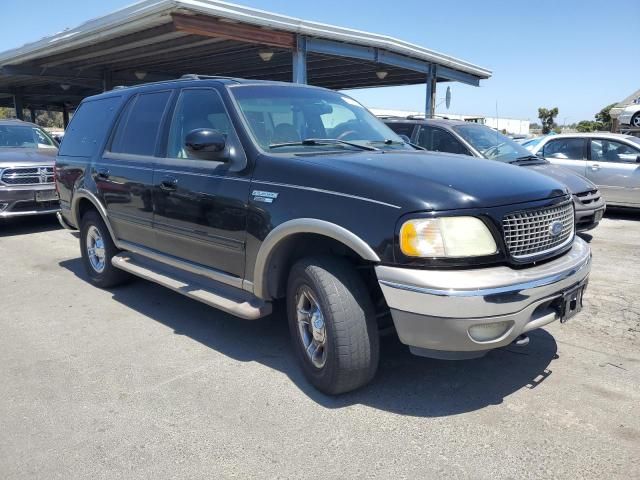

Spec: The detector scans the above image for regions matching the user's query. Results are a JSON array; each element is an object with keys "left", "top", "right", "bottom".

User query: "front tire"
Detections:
[
  {"left": 79, "top": 210, "right": 130, "bottom": 288},
  {"left": 287, "top": 256, "right": 379, "bottom": 395},
  {"left": 631, "top": 112, "right": 640, "bottom": 128}
]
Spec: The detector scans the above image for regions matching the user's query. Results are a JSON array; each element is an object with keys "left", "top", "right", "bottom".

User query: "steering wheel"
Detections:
[{"left": 337, "top": 130, "right": 359, "bottom": 141}]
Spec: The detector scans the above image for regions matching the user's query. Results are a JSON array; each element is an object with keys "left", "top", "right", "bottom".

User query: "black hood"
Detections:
[
  {"left": 0, "top": 147, "right": 57, "bottom": 167},
  {"left": 292, "top": 150, "right": 569, "bottom": 211},
  {"left": 524, "top": 163, "right": 595, "bottom": 194}
]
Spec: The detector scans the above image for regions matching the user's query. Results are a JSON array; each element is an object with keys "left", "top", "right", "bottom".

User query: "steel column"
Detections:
[
  {"left": 425, "top": 65, "right": 437, "bottom": 118},
  {"left": 292, "top": 35, "right": 307, "bottom": 84},
  {"left": 102, "top": 70, "right": 113, "bottom": 92},
  {"left": 62, "top": 104, "right": 69, "bottom": 128},
  {"left": 13, "top": 94, "right": 24, "bottom": 120}
]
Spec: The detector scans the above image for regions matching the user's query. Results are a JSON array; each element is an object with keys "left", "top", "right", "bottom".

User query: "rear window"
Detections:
[
  {"left": 110, "top": 90, "right": 172, "bottom": 156},
  {"left": 59, "top": 96, "right": 122, "bottom": 157}
]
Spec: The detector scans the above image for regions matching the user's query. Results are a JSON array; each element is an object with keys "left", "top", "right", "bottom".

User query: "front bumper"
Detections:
[
  {"left": 376, "top": 237, "right": 591, "bottom": 359},
  {"left": 574, "top": 194, "right": 606, "bottom": 232},
  {"left": 0, "top": 185, "right": 60, "bottom": 218}
]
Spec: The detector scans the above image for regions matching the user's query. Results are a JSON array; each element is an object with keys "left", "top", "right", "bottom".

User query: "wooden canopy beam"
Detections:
[{"left": 172, "top": 13, "right": 295, "bottom": 49}]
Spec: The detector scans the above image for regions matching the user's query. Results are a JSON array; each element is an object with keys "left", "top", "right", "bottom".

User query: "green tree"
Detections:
[
  {"left": 594, "top": 103, "right": 617, "bottom": 132},
  {"left": 576, "top": 120, "right": 598, "bottom": 132},
  {"left": 538, "top": 107, "right": 559, "bottom": 134}
]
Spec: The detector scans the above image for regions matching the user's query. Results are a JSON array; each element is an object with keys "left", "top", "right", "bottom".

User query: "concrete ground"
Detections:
[{"left": 0, "top": 210, "right": 639, "bottom": 479}]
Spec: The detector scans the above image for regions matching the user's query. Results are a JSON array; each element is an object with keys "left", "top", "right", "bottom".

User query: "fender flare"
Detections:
[
  {"left": 252, "top": 218, "right": 381, "bottom": 299},
  {"left": 71, "top": 189, "right": 118, "bottom": 245}
]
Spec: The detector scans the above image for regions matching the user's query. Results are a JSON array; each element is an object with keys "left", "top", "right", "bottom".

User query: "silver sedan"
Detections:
[{"left": 527, "top": 133, "right": 640, "bottom": 208}]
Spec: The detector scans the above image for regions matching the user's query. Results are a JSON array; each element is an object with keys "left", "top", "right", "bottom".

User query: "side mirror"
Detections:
[
  {"left": 398, "top": 134, "right": 411, "bottom": 144},
  {"left": 536, "top": 151, "right": 545, "bottom": 159},
  {"left": 185, "top": 128, "right": 227, "bottom": 161}
]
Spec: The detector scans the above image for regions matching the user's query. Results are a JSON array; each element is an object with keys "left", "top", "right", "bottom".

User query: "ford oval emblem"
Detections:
[{"left": 549, "top": 220, "right": 563, "bottom": 237}]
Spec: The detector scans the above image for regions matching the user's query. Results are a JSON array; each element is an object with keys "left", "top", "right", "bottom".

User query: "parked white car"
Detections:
[
  {"left": 618, "top": 102, "right": 640, "bottom": 128},
  {"left": 527, "top": 133, "right": 640, "bottom": 208}
]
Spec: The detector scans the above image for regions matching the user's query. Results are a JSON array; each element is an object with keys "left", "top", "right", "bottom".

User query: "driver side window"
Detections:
[{"left": 167, "top": 89, "right": 233, "bottom": 159}]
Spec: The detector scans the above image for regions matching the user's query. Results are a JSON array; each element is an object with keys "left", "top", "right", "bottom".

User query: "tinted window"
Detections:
[
  {"left": 542, "top": 138, "right": 586, "bottom": 160},
  {"left": 591, "top": 139, "right": 640, "bottom": 163},
  {"left": 167, "top": 89, "right": 235, "bottom": 159},
  {"left": 59, "top": 96, "right": 122, "bottom": 157},
  {"left": 417, "top": 126, "right": 469, "bottom": 155},
  {"left": 386, "top": 122, "right": 416, "bottom": 138},
  {"left": 110, "top": 91, "right": 171, "bottom": 156}
]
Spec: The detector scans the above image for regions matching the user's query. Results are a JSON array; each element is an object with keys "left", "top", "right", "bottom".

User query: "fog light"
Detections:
[{"left": 468, "top": 321, "right": 513, "bottom": 342}]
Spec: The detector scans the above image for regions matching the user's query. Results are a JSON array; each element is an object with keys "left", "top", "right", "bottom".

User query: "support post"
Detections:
[
  {"left": 62, "top": 104, "right": 69, "bottom": 129},
  {"left": 102, "top": 70, "right": 113, "bottom": 92},
  {"left": 292, "top": 35, "right": 307, "bottom": 84},
  {"left": 29, "top": 108, "right": 36, "bottom": 123},
  {"left": 13, "top": 94, "right": 24, "bottom": 120},
  {"left": 425, "top": 65, "right": 437, "bottom": 118}
]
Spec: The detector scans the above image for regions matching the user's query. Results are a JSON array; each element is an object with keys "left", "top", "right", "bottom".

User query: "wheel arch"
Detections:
[
  {"left": 252, "top": 219, "right": 381, "bottom": 300},
  {"left": 71, "top": 189, "right": 117, "bottom": 245}
]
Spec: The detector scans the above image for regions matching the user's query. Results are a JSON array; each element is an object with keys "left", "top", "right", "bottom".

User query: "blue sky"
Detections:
[{"left": 2, "top": 0, "right": 638, "bottom": 123}]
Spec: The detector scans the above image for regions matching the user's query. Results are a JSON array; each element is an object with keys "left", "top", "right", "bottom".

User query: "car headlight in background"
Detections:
[{"left": 399, "top": 217, "right": 498, "bottom": 258}]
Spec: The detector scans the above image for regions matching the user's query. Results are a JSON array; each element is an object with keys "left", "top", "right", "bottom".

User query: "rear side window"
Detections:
[
  {"left": 59, "top": 96, "right": 122, "bottom": 157},
  {"left": 386, "top": 122, "right": 416, "bottom": 138},
  {"left": 417, "top": 126, "right": 469, "bottom": 155},
  {"left": 110, "top": 90, "right": 172, "bottom": 156}
]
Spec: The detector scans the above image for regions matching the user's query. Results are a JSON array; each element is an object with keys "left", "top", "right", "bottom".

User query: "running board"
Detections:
[{"left": 112, "top": 253, "right": 271, "bottom": 320}]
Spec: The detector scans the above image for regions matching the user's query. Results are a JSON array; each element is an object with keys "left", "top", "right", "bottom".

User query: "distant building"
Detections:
[{"left": 370, "top": 108, "right": 530, "bottom": 135}]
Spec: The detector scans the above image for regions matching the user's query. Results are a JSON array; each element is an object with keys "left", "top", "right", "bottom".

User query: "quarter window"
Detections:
[
  {"left": 590, "top": 139, "right": 640, "bottom": 163},
  {"left": 417, "top": 126, "right": 468, "bottom": 155},
  {"left": 110, "top": 91, "right": 172, "bottom": 156},
  {"left": 542, "top": 138, "right": 586, "bottom": 160}
]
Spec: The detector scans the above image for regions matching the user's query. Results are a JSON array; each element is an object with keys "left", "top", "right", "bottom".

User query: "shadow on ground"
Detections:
[
  {"left": 604, "top": 207, "right": 640, "bottom": 222},
  {"left": 0, "top": 215, "right": 60, "bottom": 237},
  {"left": 60, "top": 257, "right": 558, "bottom": 418}
]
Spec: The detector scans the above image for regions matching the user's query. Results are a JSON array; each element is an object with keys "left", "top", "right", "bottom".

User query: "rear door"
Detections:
[
  {"left": 541, "top": 137, "right": 588, "bottom": 177},
  {"left": 588, "top": 138, "right": 640, "bottom": 205},
  {"left": 97, "top": 90, "right": 173, "bottom": 249},
  {"left": 153, "top": 87, "right": 251, "bottom": 281}
]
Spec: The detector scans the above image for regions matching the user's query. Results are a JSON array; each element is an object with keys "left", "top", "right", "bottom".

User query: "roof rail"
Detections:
[{"left": 180, "top": 74, "right": 241, "bottom": 82}]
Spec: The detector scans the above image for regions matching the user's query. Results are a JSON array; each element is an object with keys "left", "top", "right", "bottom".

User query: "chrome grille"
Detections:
[
  {"left": 0, "top": 166, "right": 55, "bottom": 185},
  {"left": 503, "top": 202, "right": 574, "bottom": 259},
  {"left": 574, "top": 189, "right": 601, "bottom": 206}
]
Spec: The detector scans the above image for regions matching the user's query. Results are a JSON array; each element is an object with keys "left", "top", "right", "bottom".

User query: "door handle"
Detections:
[
  {"left": 590, "top": 163, "right": 600, "bottom": 171},
  {"left": 96, "top": 168, "right": 110, "bottom": 180},
  {"left": 160, "top": 176, "right": 178, "bottom": 191}
]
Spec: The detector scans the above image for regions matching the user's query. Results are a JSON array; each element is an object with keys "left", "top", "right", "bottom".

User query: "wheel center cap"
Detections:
[{"left": 311, "top": 312, "right": 325, "bottom": 342}]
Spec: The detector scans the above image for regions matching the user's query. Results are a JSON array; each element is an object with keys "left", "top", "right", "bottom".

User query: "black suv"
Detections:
[
  {"left": 56, "top": 76, "right": 591, "bottom": 394},
  {"left": 383, "top": 117, "right": 606, "bottom": 231}
]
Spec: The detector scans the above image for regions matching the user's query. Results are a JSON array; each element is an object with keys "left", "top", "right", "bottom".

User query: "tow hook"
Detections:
[{"left": 511, "top": 334, "right": 530, "bottom": 347}]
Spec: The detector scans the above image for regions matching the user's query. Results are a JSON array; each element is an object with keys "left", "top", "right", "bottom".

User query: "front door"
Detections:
[
  {"left": 97, "top": 90, "right": 173, "bottom": 248},
  {"left": 588, "top": 138, "right": 640, "bottom": 205},
  {"left": 153, "top": 87, "right": 251, "bottom": 281},
  {"left": 541, "top": 137, "right": 588, "bottom": 177}
]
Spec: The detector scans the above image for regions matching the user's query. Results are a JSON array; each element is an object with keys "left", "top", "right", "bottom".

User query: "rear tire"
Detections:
[
  {"left": 286, "top": 256, "right": 379, "bottom": 395},
  {"left": 631, "top": 112, "right": 640, "bottom": 128},
  {"left": 79, "top": 210, "right": 130, "bottom": 288}
]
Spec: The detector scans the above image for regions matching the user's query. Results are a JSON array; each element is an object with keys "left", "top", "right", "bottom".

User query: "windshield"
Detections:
[
  {"left": 0, "top": 124, "right": 57, "bottom": 149},
  {"left": 230, "top": 85, "right": 410, "bottom": 153},
  {"left": 452, "top": 124, "right": 536, "bottom": 162}
]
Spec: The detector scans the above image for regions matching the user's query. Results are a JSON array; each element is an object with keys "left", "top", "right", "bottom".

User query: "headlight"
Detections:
[{"left": 399, "top": 217, "right": 497, "bottom": 258}]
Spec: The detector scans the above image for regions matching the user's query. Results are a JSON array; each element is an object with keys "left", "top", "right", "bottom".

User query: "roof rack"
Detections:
[{"left": 180, "top": 74, "right": 241, "bottom": 82}]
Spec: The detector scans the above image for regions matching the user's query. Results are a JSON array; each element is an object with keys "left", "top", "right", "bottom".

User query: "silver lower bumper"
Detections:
[
  {"left": 0, "top": 185, "right": 59, "bottom": 218},
  {"left": 376, "top": 238, "right": 591, "bottom": 358}
]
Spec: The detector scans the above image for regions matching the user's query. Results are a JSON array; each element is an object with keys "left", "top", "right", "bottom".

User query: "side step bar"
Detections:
[{"left": 112, "top": 253, "right": 272, "bottom": 320}]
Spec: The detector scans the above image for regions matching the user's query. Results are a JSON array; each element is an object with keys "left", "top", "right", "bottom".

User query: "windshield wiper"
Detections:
[
  {"left": 368, "top": 139, "right": 425, "bottom": 150},
  {"left": 269, "top": 138, "right": 379, "bottom": 151},
  {"left": 509, "top": 155, "right": 546, "bottom": 164}
]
